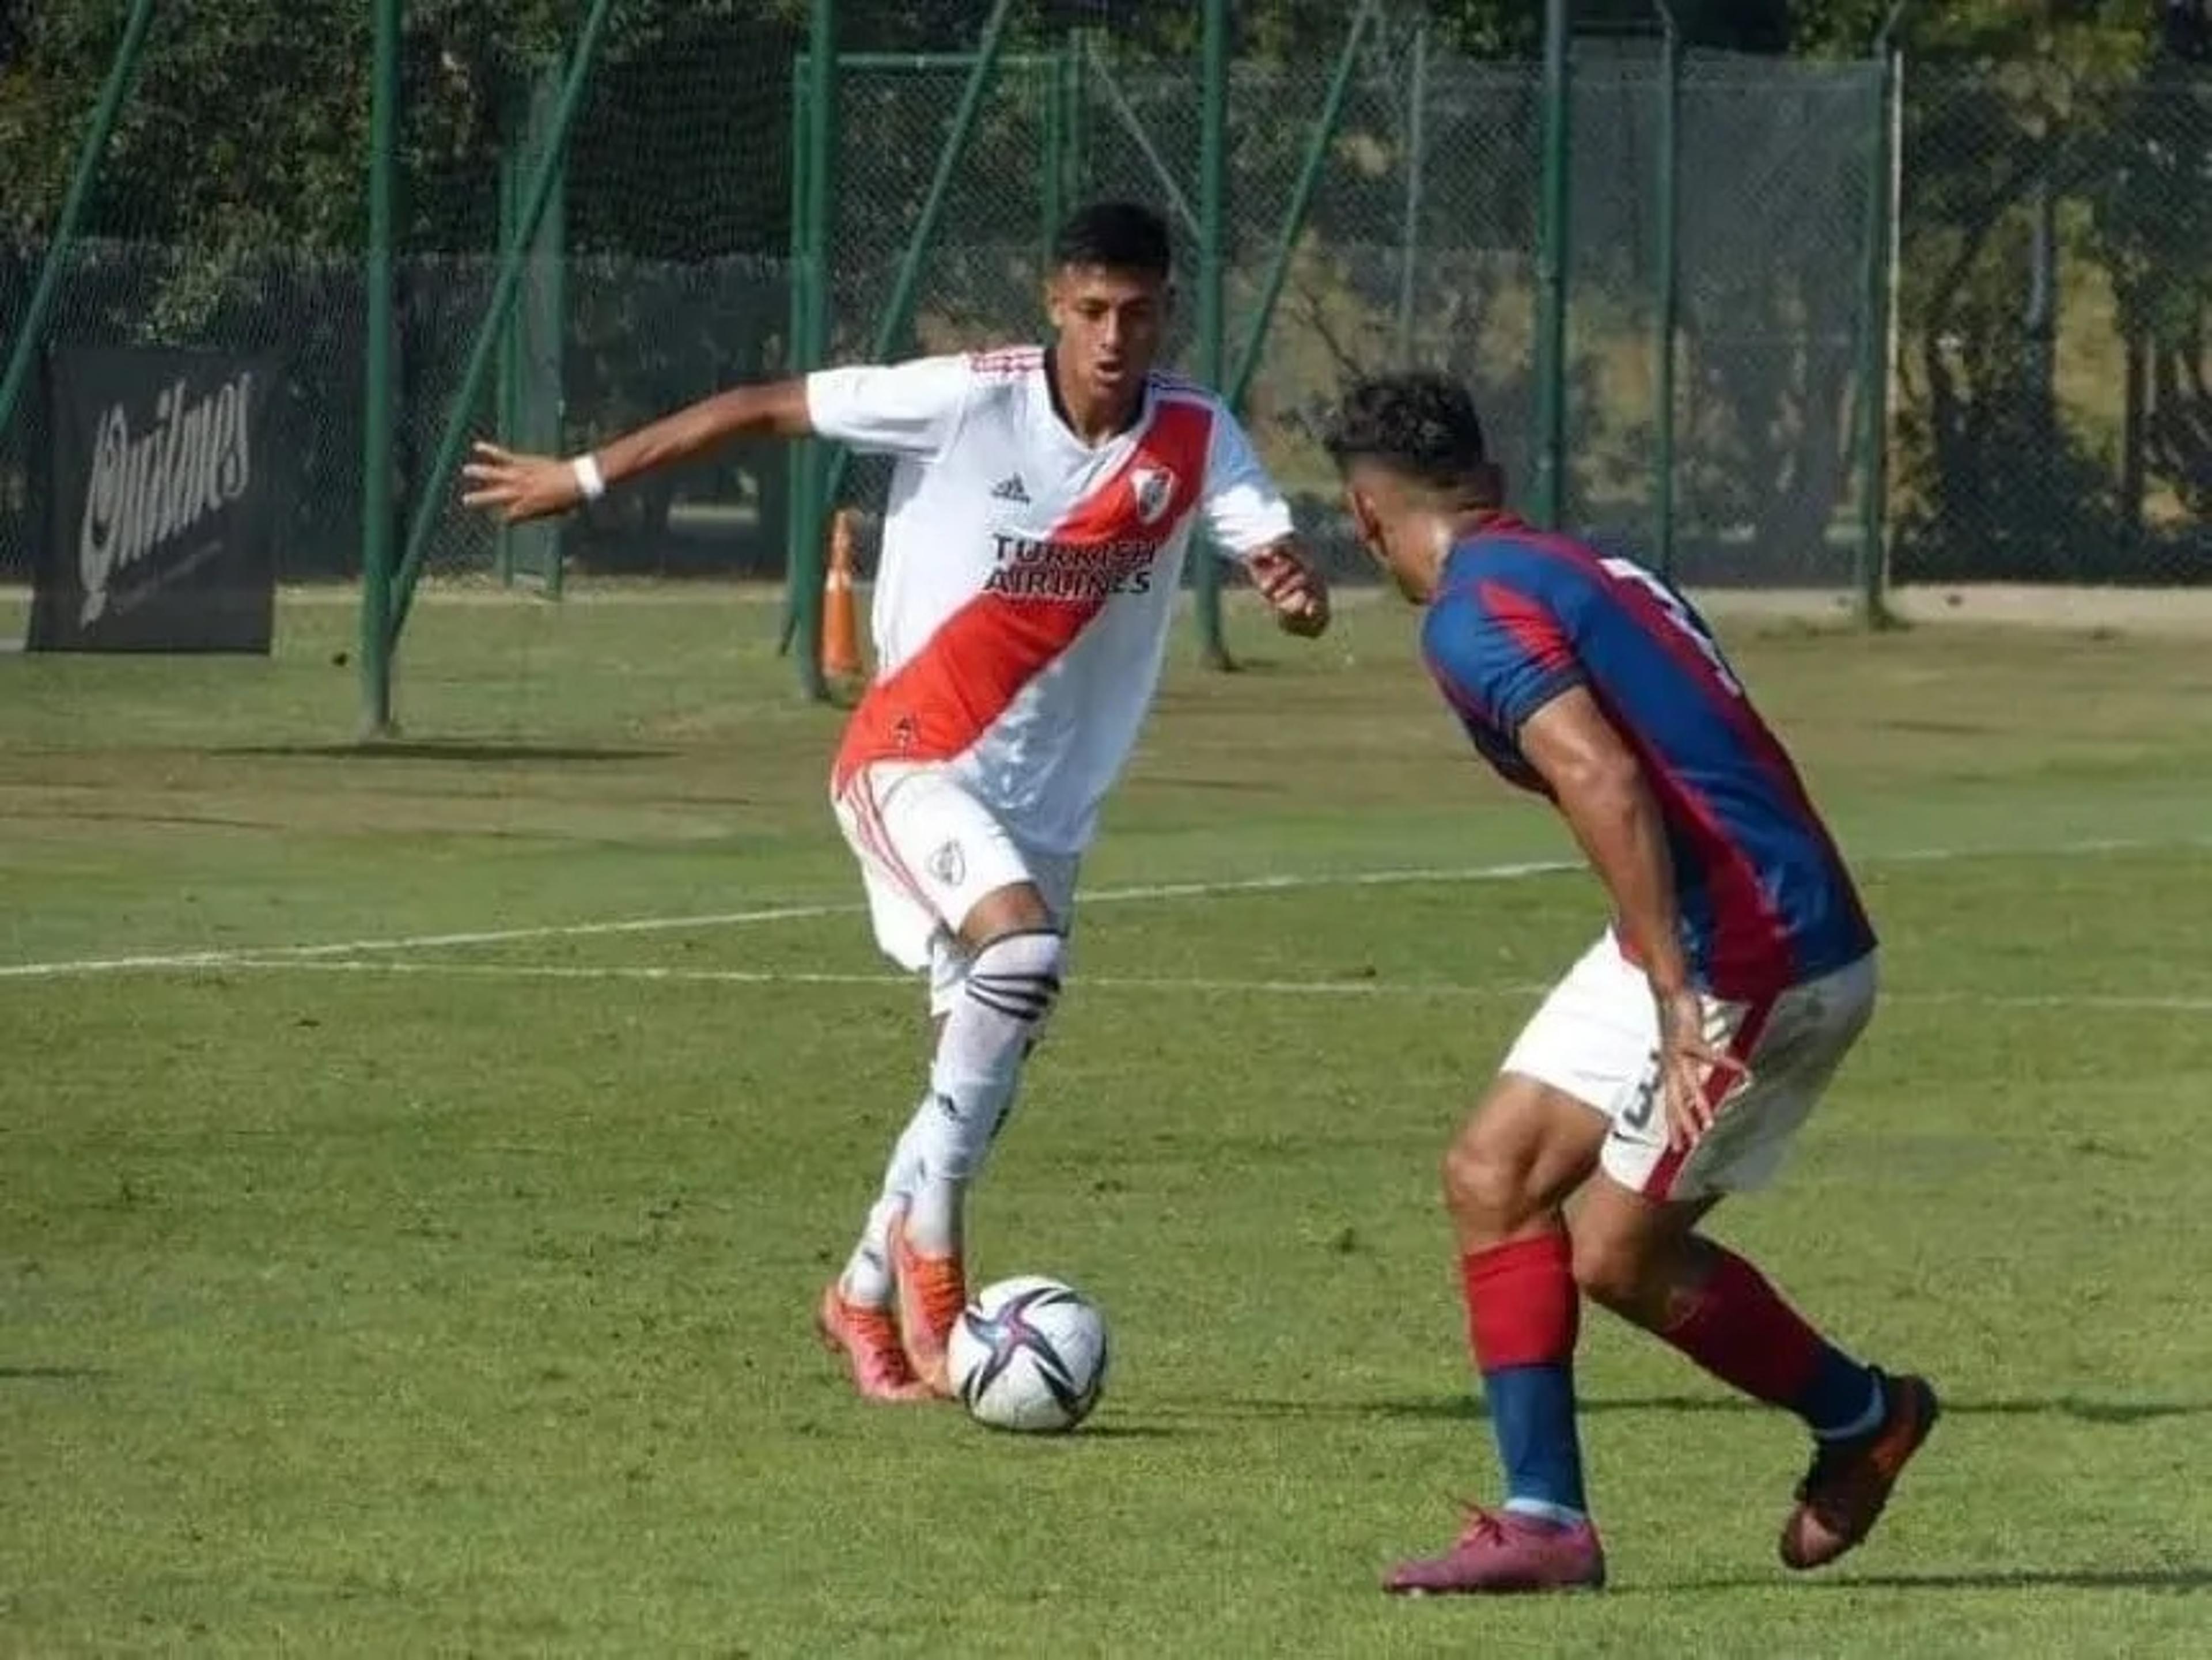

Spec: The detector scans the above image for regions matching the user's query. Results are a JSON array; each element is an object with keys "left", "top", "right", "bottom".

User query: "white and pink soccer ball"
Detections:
[{"left": 947, "top": 1275, "right": 1109, "bottom": 1434}]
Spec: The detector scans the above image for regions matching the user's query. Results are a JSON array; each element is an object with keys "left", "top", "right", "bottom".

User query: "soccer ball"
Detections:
[{"left": 947, "top": 1275, "right": 1108, "bottom": 1433}]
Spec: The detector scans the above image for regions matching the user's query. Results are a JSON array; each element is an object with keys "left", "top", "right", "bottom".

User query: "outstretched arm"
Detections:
[
  {"left": 584, "top": 380, "right": 815, "bottom": 488},
  {"left": 460, "top": 378, "right": 813, "bottom": 525},
  {"left": 463, "top": 355, "right": 974, "bottom": 525}
]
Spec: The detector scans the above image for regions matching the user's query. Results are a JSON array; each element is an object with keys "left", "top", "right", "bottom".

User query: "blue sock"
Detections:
[
  {"left": 1802, "top": 1357, "right": 1887, "bottom": 1442},
  {"left": 1465, "top": 1235, "right": 1589, "bottom": 1523},
  {"left": 1483, "top": 1363, "right": 1588, "bottom": 1521}
]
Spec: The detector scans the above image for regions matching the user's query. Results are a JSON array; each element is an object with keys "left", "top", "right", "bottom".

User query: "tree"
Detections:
[
  {"left": 1881, "top": 3, "right": 2172, "bottom": 581},
  {"left": 2084, "top": 56, "right": 2212, "bottom": 538}
]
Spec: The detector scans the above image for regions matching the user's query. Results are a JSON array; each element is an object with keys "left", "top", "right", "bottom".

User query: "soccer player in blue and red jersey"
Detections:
[{"left": 1322, "top": 372, "right": 1938, "bottom": 1595}]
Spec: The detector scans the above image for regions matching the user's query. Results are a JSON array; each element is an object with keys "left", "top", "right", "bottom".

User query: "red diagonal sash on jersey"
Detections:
[{"left": 832, "top": 398, "right": 1214, "bottom": 789}]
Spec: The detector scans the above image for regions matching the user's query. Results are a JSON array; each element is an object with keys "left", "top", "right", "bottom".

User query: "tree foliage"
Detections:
[
  {"left": 2, "top": 0, "right": 2172, "bottom": 251},
  {"left": 0, "top": 0, "right": 2202, "bottom": 582}
]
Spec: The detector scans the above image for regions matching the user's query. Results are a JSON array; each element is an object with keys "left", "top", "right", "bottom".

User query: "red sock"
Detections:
[
  {"left": 1653, "top": 1244, "right": 1826, "bottom": 1409},
  {"left": 1462, "top": 1230, "right": 1578, "bottom": 1369}
]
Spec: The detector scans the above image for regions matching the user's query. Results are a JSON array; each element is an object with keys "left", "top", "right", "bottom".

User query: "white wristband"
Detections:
[{"left": 570, "top": 453, "right": 607, "bottom": 501}]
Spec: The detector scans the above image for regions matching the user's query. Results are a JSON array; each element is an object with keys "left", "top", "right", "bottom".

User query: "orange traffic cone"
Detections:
[{"left": 822, "top": 507, "right": 863, "bottom": 684}]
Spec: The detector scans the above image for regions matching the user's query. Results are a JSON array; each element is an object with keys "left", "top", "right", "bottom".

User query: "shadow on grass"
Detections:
[
  {"left": 221, "top": 741, "right": 672, "bottom": 764},
  {"left": 1658, "top": 1566, "right": 2212, "bottom": 1594},
  {"left": 1178, "top": 1393, "right": 2212, "bottom": 1427}
]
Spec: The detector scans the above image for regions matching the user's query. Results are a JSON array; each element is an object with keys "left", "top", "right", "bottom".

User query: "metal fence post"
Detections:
[
  {"left": 1653, "top": 5, "right": 1681, "bottom": 579},
  {"left": 1533, "top": 0, "right": 1572, "bottom": 530},
  {"left": 1228, "top": 0, "right": 1379, "bottom": 414},
  {"left": 1395, "top": 20, "right": 1429, "bottom": 365},
  {"left": 779, "top": 54, "right": 814, "bottom": 669},
  {"left": 1195, "top": 0, "right": 1231, "bottom": 668},
  {"left": 495, "top": 126, "right": 519, "bottom": 592},
  {"left": 1064, "top": 34, "right": 1090, "bottom": 202},
  {"left": 787, "top": 14, "right": 1016, "bottom": 693},
  {"left": 1042, "top": 47, "right": 1067, "bottom": 263},
  {"left": 496, "top": 66, "right": 567, "bottom": 597},
  {"left": 359, "top": 0, "right": 400, "bottom": 737},
  {"left": 385, "top": 0, "right": 616, "bottom": 646},
  {"left": 1855, "top": 3, "right": 1910, "bottom": 627},
  {"left": 535, "top": 65, "right": 570, "bottom": 605},
  {"left": 822, "top": 2, "right": 1016, "bottom": 511},
  {"left": 790, "top": 0, "right": 840, "bottom": 698}
]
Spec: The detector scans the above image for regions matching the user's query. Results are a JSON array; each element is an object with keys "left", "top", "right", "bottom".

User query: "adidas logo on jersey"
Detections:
[{"left": 990, "top": 474, "right": 1031, "bottom": 505}]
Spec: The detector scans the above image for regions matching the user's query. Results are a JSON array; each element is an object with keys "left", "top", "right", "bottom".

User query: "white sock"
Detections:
[
  {"left": 1503, "top": 1496, "right": 1588, "bottom": 1528},
  {"left": 839, "top": 1109, "right": 929, "bottom": 1306},
  {"left": 889, "top": 929, "right": 1067, "bottom": 1264}
]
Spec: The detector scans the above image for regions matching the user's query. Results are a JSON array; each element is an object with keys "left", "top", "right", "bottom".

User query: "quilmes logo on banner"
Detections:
[
  {"left": 78, "top": 371, "right": 255, "bottom": 625},
  {"left": 33, "top": 347, "right": 282, "bottom": 653}
]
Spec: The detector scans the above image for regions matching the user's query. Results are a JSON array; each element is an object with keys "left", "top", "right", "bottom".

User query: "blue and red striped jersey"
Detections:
[{"left": 1422, "top": 514, "right": 1876, "bottom": 996}]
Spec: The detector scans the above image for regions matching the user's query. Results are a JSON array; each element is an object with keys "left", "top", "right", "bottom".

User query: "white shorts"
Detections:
[
  {"left": 1502, "top": 932, "right": 1878, "bottom": 1204},
  {"left": 831, "top": 761, "right": 1081, "bottom": 1017}
]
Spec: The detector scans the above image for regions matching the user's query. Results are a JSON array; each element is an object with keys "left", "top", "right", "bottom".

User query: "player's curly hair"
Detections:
[{"left": 1323, "top": 372, "right": 1491, "bottom": 494}]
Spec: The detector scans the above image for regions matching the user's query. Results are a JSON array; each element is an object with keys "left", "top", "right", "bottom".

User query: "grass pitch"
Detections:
[{"left": 3, "top": 585, "right": 2210, "bottom": 1656}]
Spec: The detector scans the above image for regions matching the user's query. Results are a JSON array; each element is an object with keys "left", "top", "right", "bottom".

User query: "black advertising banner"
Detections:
[{"left": 30, "top": 347, "right": 284, "bottom": 653}]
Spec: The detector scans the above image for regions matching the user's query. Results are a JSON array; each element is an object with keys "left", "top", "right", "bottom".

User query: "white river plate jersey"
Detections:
[{"left": 805, "top": 346, "right": 1296, "bottom": 854}]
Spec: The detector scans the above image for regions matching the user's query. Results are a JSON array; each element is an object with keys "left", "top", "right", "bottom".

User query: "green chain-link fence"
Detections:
[
  {"left": 1530, "top": 45, "right": 1881, "bottom": 588},
  {"left": 812, "top": 25, "right": 1886, "bottom": 594},
  {"left": 1893, "top": 66, "right": 2212, "bottom": 585},
  {"left": 0, "top": 2, "right": 798, "bottom": 594},
  {"left": 0, "top": 2, "right": 380, "bottom": 592},
  {"left": 4, "top": 2, "right": 2208, "bottom": 730}
]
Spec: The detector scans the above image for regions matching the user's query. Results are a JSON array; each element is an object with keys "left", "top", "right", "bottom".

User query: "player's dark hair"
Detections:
[
  {"left": 1052, "top": 200, "right": 1172, "bottom": 279},
  {"left": 1323, "top": 372, "right": 1491, "bottom": 496}
]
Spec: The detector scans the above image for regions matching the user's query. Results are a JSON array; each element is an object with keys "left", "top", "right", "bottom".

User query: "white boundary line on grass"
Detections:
[
  {"left": 214, "top": 957, "right": 1554, "bottom": 998},
  {"left": 0, "top": 835, "right": 2199, "bottom": 986},
  {"left": 0, "top": 860, "right": 1575, "bottom": 981},
  {"left": 0, "top": 897, "right": 861, "bottom": 980},
  {"left": 189, "top": 956, "right": 2212, "bottom": 1013}
]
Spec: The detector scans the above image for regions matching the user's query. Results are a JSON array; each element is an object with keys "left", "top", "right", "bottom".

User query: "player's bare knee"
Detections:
[
  {"left": 1441, "top": 1134, "right": 1541, "bottom": 1238},
  {"left": 1567, "top": 1227, "right": 1651, "bottom": 1311},
  {"left": 957, "top": 882, "right": 1055, "bottom": 952},
  {"left": 1569, "top": 1214, "right": 1705, "bottom": 1323}
]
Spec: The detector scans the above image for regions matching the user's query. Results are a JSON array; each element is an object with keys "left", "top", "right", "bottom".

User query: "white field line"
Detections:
[
  {"left": 209, "top": 957, "right": 1553, "bottom": 999},
  {"left": 0, "top": 835, "right": 2200, "bottom": 986},
  {"left": 0, "top": 898, "right": 858, "bottom": 979},
  {"left": 0, "top": 861, "right": 1575, "bottom": 981},
  {"left": 188, "top": 956, "right": 2212, "bottom": 1014}
]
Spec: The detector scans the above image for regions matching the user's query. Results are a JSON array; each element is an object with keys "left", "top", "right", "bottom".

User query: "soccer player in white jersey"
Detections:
[{"left": 462, "top": 202, "right": 1330, "bottom": 1401}]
